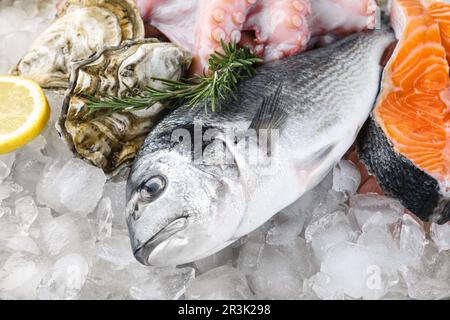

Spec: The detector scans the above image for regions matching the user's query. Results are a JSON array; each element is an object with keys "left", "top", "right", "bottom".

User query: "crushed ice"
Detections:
[{"left": 0, "top": 0, "right": 449, "bottom": 300}]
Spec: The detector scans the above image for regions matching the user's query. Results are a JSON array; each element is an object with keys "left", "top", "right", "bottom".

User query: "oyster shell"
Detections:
[
  {"left": 59, "top": 39, "right": 192, "bottom": 174},
  {"left": 10, "top": 0, "right": 144, "bottom": 89}
]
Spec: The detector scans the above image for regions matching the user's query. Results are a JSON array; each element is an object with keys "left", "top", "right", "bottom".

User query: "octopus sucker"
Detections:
[
  {"left": 233, "top": 12, "right": 246, "bottom": 24},
  {"left": 213, "top": 8, "right": 226, "bottom": 22},
  {"left": 230, "top": 30, "right": 242, "bottom": 43},
  {"left": 243, "top": 0, "right": 311, "bottom": 61},
  {"left": 59, "top": 39, "right": 192, "bottom": 175},
  {"left": 292, "top": 0, "right": 306, "bottom": 12},
  {"left": 191, "top": 0, "right": 257, "bottom": 74}
]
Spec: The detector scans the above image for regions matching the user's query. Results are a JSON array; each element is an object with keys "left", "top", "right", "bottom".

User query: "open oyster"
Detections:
[
  {"left": 59, "top": 39, "right": 192, "bottom": 174},
  {"left": 10, "top": 0, "right": 144, "bottom": 89}
]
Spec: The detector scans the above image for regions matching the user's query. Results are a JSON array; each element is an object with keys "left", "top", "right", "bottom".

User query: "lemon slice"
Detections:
[{"left": 0, "top": 76, "right": 50, "bottom": 154}]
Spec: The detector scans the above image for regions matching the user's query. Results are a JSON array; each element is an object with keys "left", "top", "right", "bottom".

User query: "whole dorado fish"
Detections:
[{"left": 126, "top": 30, "right": 395, "bottom": 266}]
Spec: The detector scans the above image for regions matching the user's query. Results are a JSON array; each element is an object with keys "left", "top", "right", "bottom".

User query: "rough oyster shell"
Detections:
[
  {"left": 59, "top": 39, "right": 192, "bottom": 175},
  {"left": 10, "top": 0, "right": 144, "bottom": 89}
]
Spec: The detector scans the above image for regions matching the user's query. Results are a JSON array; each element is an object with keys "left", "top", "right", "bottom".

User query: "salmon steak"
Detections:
[{"left": 358, "top": 0, "right": 450, "bottom": 224}]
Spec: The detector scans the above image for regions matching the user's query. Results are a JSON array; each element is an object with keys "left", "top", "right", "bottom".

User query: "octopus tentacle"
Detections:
[
  {"left": 136, "top": 0, "right": 380, "bottom": 74},
  {"left": 243, "top": 0, "right": 311, "bottom": 61},
  {"left": 136, "top": 0, "right": 199, "bottom": 51},
  {"left": 136, "top": 0, "right": 174, "bottom": 22},
  {"left": 136, "top": 0, "right": 259, "bottom": 74},
  {"left": 192, "top": 0, "right": 259, "bottom": 74},
  {"left": 308, "top": 0, "right": 378, "bottom": 36}
]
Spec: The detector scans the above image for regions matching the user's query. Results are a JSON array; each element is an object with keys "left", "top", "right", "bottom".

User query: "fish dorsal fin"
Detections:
[{"left": 249, "top": 83, "right": 288, "bottom": 132}]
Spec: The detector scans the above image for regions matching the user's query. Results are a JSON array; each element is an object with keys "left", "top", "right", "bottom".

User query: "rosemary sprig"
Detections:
[{"left": 86, "top": 41, "right": 263, "bottom": 114}]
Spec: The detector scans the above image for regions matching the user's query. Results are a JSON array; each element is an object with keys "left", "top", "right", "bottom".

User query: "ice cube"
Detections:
[
  {"left": 288, "top": 187, "right": 324, "bottom": 215},
  {"left": 37, "top": 254, "right": 89, "bottom": 300},
  {"left": 41, "top": 132, "right": 73, "bottom": 164},
  {"left": 349, "top": 194, "right": 404, "bottom": 229},
  {"left": 382, "top": 291, "right": 410, "bottom": 300},
  {"left": 43, "top": 90, "right": 66, "bottom": 125},
  {"left": 194, "top": 246, "right": 234, "bottom": 274},
  {"left": 130, "top": 267, "right": 195, "bottom": 300},
  {"left": 305, "top": 211, "right": 358, "bottom": 261},
  {"left": 22, "top": 135, "right": 46, "bottom": 157},
  {"left": 421, "top": 242, "right": 440, "bottom": 274},
  {"left": 434, "top": 251, "right": 450, "bottom": 281},
  {"left": 3, "top": 236, "right": 40, "bottom": 255},
  {"left": 266, "top": 207, "right": 307, "bottom": 246},
  {"left": 248, "top": 239, "right": 316, "bottom": 299},
  {"left": 83, "top": 259, "right": 171, "bottom": 300},
  {"left": 96, "top": 234, "right": 135, "bottom": 270},
  {"left": 14, "top": 196, "right": 38, "bottom": 234},
  {"left": 11, "top": 156, "right": 46, "bottom": 193},
  {"left": 321, "top": 242, "right": 387, "bottom": 299},
  {"left": 0, "top": 153, "right": 15, "bottom": 182},
  {"left": 309, "top": 272, "right": 345, "bottom": 300},
  {"left": 423, "top": 249, "right": 450, "bottom": 282},
  {"left": 95, "top": 197, "right": 114, "bottom": 241},
  {"left": 399, "top": 215, "right": 427, "bottom": 262},
  {"left": 430, "top": 222, "right": 450, "bottom": 252},
  {"left": 356, "top": 226, "right": 405, "bottom": 296},
  {"left": 0, "top": 253, "right": 38, "bottom": 292},
  {"left": 236, "top": 230, "right": 265, "bottom": 275},
  {"left": 38, "top": 217, "right": 70, "bottom": 256},
  {"left": 332, "top": 160, "right": 361, "bottom": 196},
  {"left": 79, "top": 260, "right": 133, "bottom": 300},
  {"left": 103, "top": 180, "right": 127, "bottom": 230},
  {"left": 186, "top": 266, "right": 252, "bottom": 300},
  {"left": 0, "top": 181, "right": 22, "bottom": 203},
  {"left": 357, "top": 226, "right": 401, "bottom": 275},
  {"left": 361, "top": 211, "right": 402, "bottom": 233},
  {"left": 400, "top": 266, "right": 450, "bottom": 300},
  {"left": 0, "top": 206, "right": 11, "bottom": 219},
  {"left": 37, "top": 159, "right": 106, "bottom": 216},
  {"left": 31, "top": 206, "right": 53, "bottom": 229},
  {"left": 37, "top": 214, "right": 94, "bottom": 257},
  {"left": 0, "top": 211, "right": 20, "bottom": 241},
  {"left": 309, "top": 189, "right": 347, "bottom": 223},
  {"left": 36, "top": 161, "right": 63, "bottom": 212}
]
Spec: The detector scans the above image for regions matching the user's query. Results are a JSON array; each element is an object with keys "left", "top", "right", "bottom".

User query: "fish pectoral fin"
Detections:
[
  {"left": 299, "top": 143, "right": 337, "bottom": 172},
  {"left": 248, "top": 82, "right": 289, "bottom": 133},
  {"left": 243, "top": 82, "right": 289, "bottom": 158}
]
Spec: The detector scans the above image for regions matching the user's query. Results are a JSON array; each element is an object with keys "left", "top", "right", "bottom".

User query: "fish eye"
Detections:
[{"left": 139, "top": 175, "right": 166, "bottom": 202}]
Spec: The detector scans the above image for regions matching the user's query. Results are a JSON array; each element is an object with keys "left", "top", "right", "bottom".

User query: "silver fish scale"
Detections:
[{"left": 136, "top": 29, "right": 394, "bottom": 158}]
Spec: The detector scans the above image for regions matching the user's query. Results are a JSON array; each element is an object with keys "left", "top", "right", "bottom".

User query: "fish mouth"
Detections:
[{"left": 133, "top": 217, "right": 188, "bottom": 266}]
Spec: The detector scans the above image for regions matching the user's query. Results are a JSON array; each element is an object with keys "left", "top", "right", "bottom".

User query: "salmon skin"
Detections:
[
  {"left": 358, "top": 0, "right": 450, "bottom": 224},
  {"left": 126, "top": 30, "right": 395, "bottom": 266},
  {"left": 358, "top": 119, "right": 448, "bottom": 223}
]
